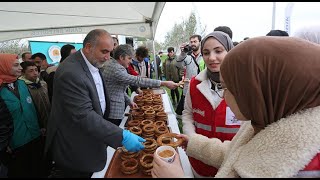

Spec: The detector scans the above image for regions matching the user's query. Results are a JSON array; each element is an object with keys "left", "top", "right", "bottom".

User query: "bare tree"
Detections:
[
  {"left": 162, "top": 11, "right": 206, "bottom": 53},
  {"left": 154, "top": 41, "right": 164, "bottom": 53},
  {"left": 0, "top": 39, "right": 29, "bottom": 55}
]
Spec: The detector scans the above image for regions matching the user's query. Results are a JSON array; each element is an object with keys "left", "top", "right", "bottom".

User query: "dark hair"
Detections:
[
  {"left": 31, "top": 52, "right": 46, "bottom": 60},
  {"left": 167, "top": 47, "right": 174, "bottom": 52},
  {"left": 266, "top": 30, "right": 289, "bottom": 36},
  {"left": 20, "top": 61, "right": 37, "bottom": 73},
  {"left": 135, "top": 46, "right": 149, "bottom": 58},
  {"left": 83, "top": 29, "right": 109, "bottom": 47},
  {"left": 243, "top": 37, "right": 250, "bottom": 40},
  {"left": 21, "top": 52, "right": 31, "bottom": 59},
  {"left": 60, "top": 44, "right": 76, "bottom": 63},
  {"left": 112, "top": 36, "right": 119, "bottom": 44},
  {"left": 214, "top": 26, "right": 233, "bottom": 39},
  {"left": 233, "top": 41, "right": 239, "bottom": 46},
  {"left": 190, "top": 34, "right": 202, "bottom": 42}
]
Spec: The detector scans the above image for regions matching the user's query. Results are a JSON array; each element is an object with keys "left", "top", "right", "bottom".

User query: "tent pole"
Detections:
[
  {"left": 150, "top": 22, "right": 158, "bottom": 80},
  {"left": 152, "top": 40, "right": 158, "bottom": 80},
  {"left": 272, "top": 2, "right": 276, "bottom": 30}
]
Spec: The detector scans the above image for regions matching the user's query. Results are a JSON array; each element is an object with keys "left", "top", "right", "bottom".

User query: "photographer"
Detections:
[{"left": 175, "top": 34, "right": 204, "bottom": 117}]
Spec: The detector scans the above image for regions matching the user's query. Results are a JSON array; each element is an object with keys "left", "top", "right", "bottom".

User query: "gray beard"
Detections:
[
  {"left": 89, "top": 58, "right": 103, "bottom": 68},
  {"left": 95, "top": 62, "right": 104, "bottom": 68}
]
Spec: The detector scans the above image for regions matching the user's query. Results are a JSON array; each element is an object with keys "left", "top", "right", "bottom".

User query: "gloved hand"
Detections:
[{"left": 122, "top": 130, "right": 146, "bottom": 152}]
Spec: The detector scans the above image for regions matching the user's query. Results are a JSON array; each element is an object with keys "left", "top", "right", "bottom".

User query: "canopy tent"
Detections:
[
  {"left": 0, "top": 2, "right": 165, "bottom": 42},
  {"left": 0, "top": 2, "right": 165, "bottom": 79}
]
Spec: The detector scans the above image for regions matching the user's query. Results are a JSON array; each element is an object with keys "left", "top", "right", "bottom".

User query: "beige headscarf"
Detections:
[
  {"left": 220, "top": 36, "right": 320, "bottom": 130},
  {"left": 0, "top": 54, "right": 19, "bottom": 86}
]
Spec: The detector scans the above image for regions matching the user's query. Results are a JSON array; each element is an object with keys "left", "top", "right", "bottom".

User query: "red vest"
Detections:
[
  {"left": 188, "top": 77, "right": 240, "bottom": 177},
  {"left": 297, "top": 153, "right": 320, "bottom": 177}
]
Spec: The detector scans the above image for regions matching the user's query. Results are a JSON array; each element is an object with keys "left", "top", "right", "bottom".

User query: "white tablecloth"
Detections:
[{"left": 91, "top": 90, "right": 193, "bottom": 178}]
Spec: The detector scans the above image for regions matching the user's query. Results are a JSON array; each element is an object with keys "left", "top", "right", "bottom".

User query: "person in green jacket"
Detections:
[
  {"left": 162, "top": 47, "right": 182, "bottom": 106},
  {"left": 0, "top": 53, "right": 45, "bottom": 177}
]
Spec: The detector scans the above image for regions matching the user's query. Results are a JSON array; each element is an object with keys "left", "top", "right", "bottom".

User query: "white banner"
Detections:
[{"left": 284, "top": 2, "right": 294, "bottom": 35}]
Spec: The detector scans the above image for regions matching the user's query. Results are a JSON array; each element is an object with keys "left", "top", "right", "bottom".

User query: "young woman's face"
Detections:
[
  {"left": 220, "top": 74, "right": 248, "bottom": 121},
  {"left": 202, "top": 37, "right": 228, "bottom": 72},
  {"left": 10, "top": 59, "right": 22, "bottom": 77}
]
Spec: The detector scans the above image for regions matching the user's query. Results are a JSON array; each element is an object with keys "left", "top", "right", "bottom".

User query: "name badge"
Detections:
[{"left": 225, "top": 107, "right": 241, "bottom": 125}]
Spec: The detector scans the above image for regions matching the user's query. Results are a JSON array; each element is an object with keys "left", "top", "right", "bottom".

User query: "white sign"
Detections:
[
  {"left": 225, "top": 107, "right": 242, "bottom": 126},
  {"left": 48, "top": 45, "right": 61, "bottom": 63},
  {"left": 284, "top": 3, "right": 294, "bottom": 35}
]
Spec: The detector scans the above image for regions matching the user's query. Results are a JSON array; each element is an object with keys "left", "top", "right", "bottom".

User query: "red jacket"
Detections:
[
  {"left": 298, "top": 153, "right": 320, "bottom": 176},
  {"left": 127, "top": 64, "right": 139, "bottom": 76},
  {"left": 188, "top": 77, "right": 240, "bottom": 177}
]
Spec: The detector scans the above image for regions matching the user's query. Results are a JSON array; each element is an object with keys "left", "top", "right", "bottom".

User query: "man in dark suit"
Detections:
[{"left": 45, "top": 29, "right": 145, "bottom": 178}]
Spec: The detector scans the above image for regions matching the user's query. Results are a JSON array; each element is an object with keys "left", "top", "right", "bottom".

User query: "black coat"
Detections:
[{"left": 0, "top": 95, "right": 13, "bottom": 152}]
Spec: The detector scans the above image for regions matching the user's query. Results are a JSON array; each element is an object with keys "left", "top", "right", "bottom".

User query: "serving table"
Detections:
[{"left": 91, "top": 88, "right": 193, "bottom": 178}]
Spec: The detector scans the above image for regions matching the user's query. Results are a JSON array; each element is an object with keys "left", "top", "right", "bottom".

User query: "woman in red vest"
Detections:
[
  {"left": 152, "top": 36, "right": 320, "bottom": 178},
  {"left": 181, "top": 31, "right": 241, "bottom": 177}
]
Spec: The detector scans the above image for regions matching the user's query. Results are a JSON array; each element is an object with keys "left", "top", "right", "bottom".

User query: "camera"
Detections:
[{"left": 183, "top": 44, "right": 192, "bottom": 53}]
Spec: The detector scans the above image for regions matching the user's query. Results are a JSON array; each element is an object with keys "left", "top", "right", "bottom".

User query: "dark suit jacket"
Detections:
[
  {"left": 0, "top": 95, "right": 13, "bottom": 152},
  {"left": 45, "top": 50, "right": 123, "bottom": 172}
]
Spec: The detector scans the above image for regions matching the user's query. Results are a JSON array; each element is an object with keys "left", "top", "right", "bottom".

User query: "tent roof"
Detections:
[{"left": 0, "top": 2, "right": 165, "bottom": 42}]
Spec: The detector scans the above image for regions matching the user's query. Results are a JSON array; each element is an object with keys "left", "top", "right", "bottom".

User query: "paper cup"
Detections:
[{"left": 156, "top": 145, "right": 176, "bottom": 163}]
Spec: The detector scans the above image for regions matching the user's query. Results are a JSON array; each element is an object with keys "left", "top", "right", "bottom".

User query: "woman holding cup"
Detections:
[{"left": 152, "top": 37, "right": 320, "bottom": 178}]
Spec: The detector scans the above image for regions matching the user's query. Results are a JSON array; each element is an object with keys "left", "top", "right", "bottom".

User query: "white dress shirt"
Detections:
[{"left": 81, "top": 49, "right": 106, "bottom": 114}]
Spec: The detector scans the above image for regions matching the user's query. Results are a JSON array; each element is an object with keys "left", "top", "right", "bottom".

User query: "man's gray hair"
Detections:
[
  {"left": 83, "top": 29, "right": 109, "bottom": 47},
  {"left": 113, "top": 44, "right": 135, "bottom": 60}
]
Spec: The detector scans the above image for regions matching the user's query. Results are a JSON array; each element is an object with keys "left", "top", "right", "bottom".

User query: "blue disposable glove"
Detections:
[{"left": 122, "top": 130, "right": 146, "bottom": 152}]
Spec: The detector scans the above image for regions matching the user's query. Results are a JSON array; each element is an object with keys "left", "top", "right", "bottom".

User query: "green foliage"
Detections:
[
  {"left": 154, "top": 41, "right": 164, "bottom": 53},
  {"left": 160, "top": 54, "right": 168, "bottom": 64},
  {"left": 184, "top": 12, "right": 198, "bottom": 40},
  {"left": 135, "top": 10, "right": 206, "bottom": 60}
]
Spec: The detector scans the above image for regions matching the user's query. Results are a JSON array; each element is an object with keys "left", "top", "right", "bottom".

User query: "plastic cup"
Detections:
[{"left": 155, "top": 145, "right": 176, "bottom": 163}]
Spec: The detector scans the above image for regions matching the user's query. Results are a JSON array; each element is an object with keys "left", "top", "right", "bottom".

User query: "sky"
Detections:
[
  {"left": 154, "top": 2, "right": 320, "bottom": 43},
  {"left": 27, "top": 2, "right": 320, "bottom": 44}
]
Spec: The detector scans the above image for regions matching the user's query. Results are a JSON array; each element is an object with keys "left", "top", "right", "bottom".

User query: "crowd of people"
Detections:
[{"left": 0, "top": 24, "right": 320, "bottom": 178}]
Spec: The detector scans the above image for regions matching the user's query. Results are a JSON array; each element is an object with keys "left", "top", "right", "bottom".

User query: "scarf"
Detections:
[
  {"left": 201, "top": 31, "right": 234, "bottom": 91},
  {"left": 201, "top": 31, "right": 234, "bottom": 54},
  {"left": 19, "top": 76, "right": 42, "bottom": 89},
  {"left": 206, "top": 70, "right": 221, "bottom": 90},
  {"left": 0, "top": 54, "right": 19, "bottom": 86},
  {"left": 221, "top": 36, "right": 320, "bottom": 130}
]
